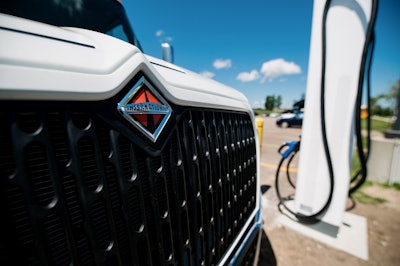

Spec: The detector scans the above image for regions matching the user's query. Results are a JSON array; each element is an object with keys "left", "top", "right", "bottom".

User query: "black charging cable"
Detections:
[
  {"left": 349, "top": 0, "right": 378, "bottom": 195},
  {"left": 274, "top": 0, "right": 334, "bottom": 224}
]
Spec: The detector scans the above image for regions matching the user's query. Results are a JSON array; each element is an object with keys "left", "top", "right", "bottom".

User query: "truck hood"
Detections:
[
  {"left": 0, "top": 13, "right": 251, "bottom": 112},
  {"left": 145, "top": 55, "right": 251, "bottom": 111}
]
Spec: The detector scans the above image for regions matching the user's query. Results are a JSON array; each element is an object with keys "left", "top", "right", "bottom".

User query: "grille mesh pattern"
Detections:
[{"left": 0, "top": 107, "right": 257, "bottom": 265}]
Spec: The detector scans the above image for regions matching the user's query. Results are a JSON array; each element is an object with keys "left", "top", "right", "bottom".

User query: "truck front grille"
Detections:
[{"left": 0, "top": 105, "right": 257, "bottom": 265}]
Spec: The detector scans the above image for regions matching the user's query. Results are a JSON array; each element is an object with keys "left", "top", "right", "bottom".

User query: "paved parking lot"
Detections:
[
  {"left": 258, "top": 116, "right": 301, "bottom": 182},
  {"left": 257, "top": 116, "right": 400, "bottom": 266},
  {"left": 257, "top": 116, "right": 302, "bottom": 229}
]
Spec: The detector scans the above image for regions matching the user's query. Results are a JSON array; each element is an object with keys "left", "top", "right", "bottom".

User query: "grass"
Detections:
[
  {"left": 351, "top": 179, "right": 400, "bottom": 205},
  {"left": 350, "top": 115, "right": 393, "bottom": 190},
  {"left": 349, "top": 179, "right": 400, "bottom": 205},
  {"left": 361, "top": 117, "right": 392, "bottom": 133},
  {"left": 352, "top": 190, "right": 386, "bottom": 205},
  {"left": 380, "top": 182, "right": 400, "bottom": 191},
  {"left": 350, "top": 150, "right": 400, "bottom": 205},
  {"left": 253, "top": 108, "right": 276, "bottom": 116},
  {"left": 351, "top": 150, "right": 399, "bottom": 204},
  {"left": 350, "top": 181, "right": 386, "bottom": 205},
  {"left": 391, "top": 183, "right": 400, "bottom": 190},
  {"left": 350, "top": 151, "right": 362, "bottom": 177}
]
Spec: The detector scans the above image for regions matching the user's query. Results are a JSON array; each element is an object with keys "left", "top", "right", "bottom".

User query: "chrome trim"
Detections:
[{"left": 229, "top": 208, "right": 263, "bottom": 265}]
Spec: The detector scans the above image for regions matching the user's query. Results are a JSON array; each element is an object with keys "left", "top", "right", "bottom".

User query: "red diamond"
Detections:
[{"left": 130, "top": 86, "right": 164, "bottom": 133}]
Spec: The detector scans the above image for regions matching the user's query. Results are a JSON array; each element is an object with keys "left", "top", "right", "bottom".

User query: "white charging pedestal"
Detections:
[{"left": 294, "top": 0, "right": 374, "bottom": 236}]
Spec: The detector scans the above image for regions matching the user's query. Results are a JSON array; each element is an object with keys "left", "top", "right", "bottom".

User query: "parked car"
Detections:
[{"left": 276, "top": 111, "right": 304, "bottom": 128}]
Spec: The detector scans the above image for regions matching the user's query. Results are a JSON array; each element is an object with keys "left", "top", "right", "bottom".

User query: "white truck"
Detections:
[{"left": 0, "top": 0, "right": 263, "bottom": 265}]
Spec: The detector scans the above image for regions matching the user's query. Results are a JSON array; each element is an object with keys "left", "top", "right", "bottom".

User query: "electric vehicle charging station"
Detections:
[{"left": 276, "top": 0, "right": 378, "bottom": 242}]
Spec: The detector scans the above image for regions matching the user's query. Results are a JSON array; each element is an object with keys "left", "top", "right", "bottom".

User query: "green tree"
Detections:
[
  {"left": 371, "top": 78, "right": 399, "bottom": 119},
  {"left": 293, "top": 93, "right": 305, "bottom": 110},
  {"left": 275, "top": 95, "right": 282, "bottom": 109},
  {"left": 265, "top": 95, "right": 275, "bottom": 111},
  {"left": 387, "top": 79, "right": 400, "bottom": 129},
  {"left": 381, "top": 78, "right": 400, "bottom": 108}
]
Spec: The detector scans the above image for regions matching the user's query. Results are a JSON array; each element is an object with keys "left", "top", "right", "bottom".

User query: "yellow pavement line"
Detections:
[{"left": 261, "top": 162, "right": 298, "bottom": 173}]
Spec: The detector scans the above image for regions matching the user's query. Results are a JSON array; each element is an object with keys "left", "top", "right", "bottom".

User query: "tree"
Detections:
[
  {"left": 293, "top": 93, "right": 305, "bottom": 110},
  {"left": 388, "top": 79, "right": 400, "bottom": 130},
  {"left": 275, "top": 95, "right": 282, "bottom": 109},
  {"left": 293, "top": 99, "right": 304, "bottom": 110},
  {"left": 383, "top": 79, "right": 400, "bottom": 105},
  {"left": 371, "top": 78, "right": 399, "bottom": 120},
  {"left": 265, "top": 95, "right": 275, "bottom": 111},
  {"left": 264, "top": 94, "right": 283, "bottom": 110}
]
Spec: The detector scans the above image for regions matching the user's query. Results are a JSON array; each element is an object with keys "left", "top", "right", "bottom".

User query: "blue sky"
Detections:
[{"left": 123, "top": 1, "right": 399, "bottom": 109}]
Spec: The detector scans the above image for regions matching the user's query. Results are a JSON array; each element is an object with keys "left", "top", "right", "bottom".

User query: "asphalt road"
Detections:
[
  {"left": 256, "top": 116, "right": 400, "bottom": 266},
  {"left": 258, "top": 116, "right": 302, "bottom": 182},
  {"left": 256, "top": 116, "right": 303, "bottom": 265}
]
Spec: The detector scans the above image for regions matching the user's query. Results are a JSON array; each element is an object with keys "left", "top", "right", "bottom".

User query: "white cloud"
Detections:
[
  {"left": 260, "top": 58, "right": 301, "bottom": 82},
  {"left": 236, "top": 70, "right": 260, "bottom": 82},
  {"left": 155, "top": 30, "right": 164, "bottom": 37},
  {"left": 213, "top": 59, "right": 232, "bottom": 69},
  {"left": 200, "top": 71, "right": 215, "bottom": 79},
  {"left": 155, "top": 30, "right": 173, "bottom": 42}
]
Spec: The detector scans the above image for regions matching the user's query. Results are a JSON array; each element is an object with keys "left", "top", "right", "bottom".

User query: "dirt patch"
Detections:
[
  {"left": 362, "top": 185, "right": 400, "bottom": 212},
  {"left": 260, "top": 184, "right": 400, "bottom": 266}
]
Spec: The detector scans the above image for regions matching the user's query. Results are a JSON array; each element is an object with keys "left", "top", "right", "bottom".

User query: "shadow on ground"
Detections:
[
  {"left": 258, "top": 185, "right": 277, "bottom": 266},
  {"left": 258, "top": 230, "right": 277, "bottom": 266}
]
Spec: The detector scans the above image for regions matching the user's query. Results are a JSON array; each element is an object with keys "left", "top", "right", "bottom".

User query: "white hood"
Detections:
[
  {"left": 145, "top": 55, "right": 250, "bottom": 110},
  {"left": 0, "top": 13, "right": 252, "bottom": 112}
]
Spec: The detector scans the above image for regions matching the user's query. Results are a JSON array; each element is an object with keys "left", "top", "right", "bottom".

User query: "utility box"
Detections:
[{"left": 367, "top": 137, "right": 400, "bottom": 185}]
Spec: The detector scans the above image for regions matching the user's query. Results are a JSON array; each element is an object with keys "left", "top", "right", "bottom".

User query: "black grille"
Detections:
[{"left": 0, "top": 106, "right": 257, "bottom": 265}]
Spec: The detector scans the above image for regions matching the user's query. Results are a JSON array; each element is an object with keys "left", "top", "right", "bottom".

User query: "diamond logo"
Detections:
[{"left": 118, "top": 77, "right": 172, "bottom": 142}]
